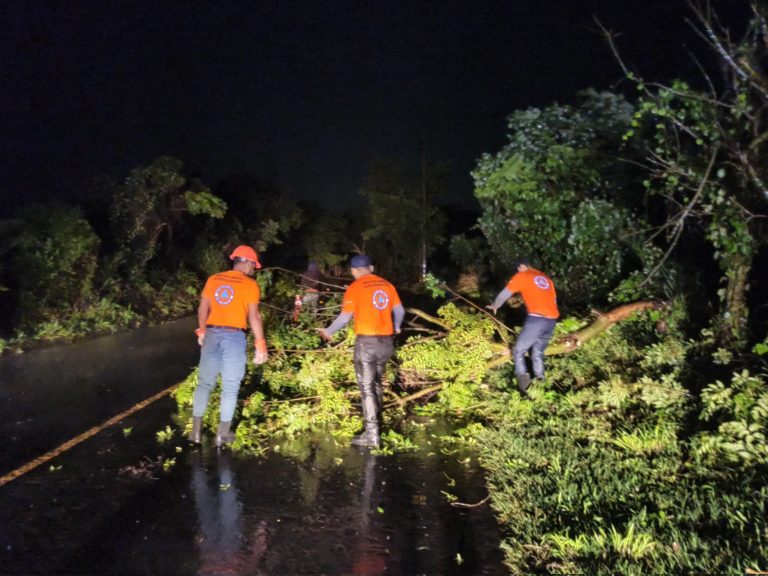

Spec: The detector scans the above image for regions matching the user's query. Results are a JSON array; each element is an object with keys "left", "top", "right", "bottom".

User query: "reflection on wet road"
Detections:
[
  {"left": 0, "top": 317, "right": 198, "bottom": 476},
  {"left": 0, "top": 321, "right": 505, "bottom": 575}
]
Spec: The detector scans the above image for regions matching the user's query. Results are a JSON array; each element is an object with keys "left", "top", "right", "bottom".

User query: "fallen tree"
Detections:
[
  {"left": 173, "top": 283, "right": 669, "bottom": 451},
  {"left": 396, "top": 299, "right": 667, "bottom": 405}
]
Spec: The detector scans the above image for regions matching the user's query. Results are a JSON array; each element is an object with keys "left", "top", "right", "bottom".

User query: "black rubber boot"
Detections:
[
  {"left": 189, "top": 416, "right": 203, "bottom": 444},
  {"left": 517, "top": 373, "right": 531, "bottom": 397},
  {"left": 215, "top": 421, "right": 235, "bottom": 447},
  {"left": 352, "top": 392, "right": 380, "bottom": 448},
  {"left": 351, "top": 422, "right": 380, "bottom": 448}
]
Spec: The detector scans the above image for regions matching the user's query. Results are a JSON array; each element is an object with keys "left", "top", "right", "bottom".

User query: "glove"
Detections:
[
  {"left": 195, "top": 328, "right": 206, "bottom": 346},
  {"left": 253, "top": 338, "right": 268, "bottom": 365},
  {"left": 485, "top": 304, "right": 497, "bottom": 315}
]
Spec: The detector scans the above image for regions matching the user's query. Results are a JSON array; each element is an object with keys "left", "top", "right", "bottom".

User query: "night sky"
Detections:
[{"left": 0, "top": 1, "right": 753, "bottom": 215}]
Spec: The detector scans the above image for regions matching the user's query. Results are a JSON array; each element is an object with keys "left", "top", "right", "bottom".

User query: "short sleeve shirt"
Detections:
[
  {"left": 202, "top": 270, "right": 261, "bottom": 329},
  {"left": 341, "top": 274, "right": 402, "bottom": 336},
  {"left": 506, "top": 268, "right": 559, "bottom": 319}
]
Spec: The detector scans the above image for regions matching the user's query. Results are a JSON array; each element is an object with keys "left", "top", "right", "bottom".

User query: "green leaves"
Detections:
[
  {"left": 184, "top": 189, "right": 227, "bottom": 218},
  {"left": 695, "top": 370, "right": 768, "bottom": 466},
  {"left": 472, "top": 90, "right": 647, "bottom": 307}
]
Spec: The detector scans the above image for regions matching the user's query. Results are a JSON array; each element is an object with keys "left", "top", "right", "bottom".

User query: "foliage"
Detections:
[
  {"left": 145, "top": 268, "right": 199, "bottom": 320},
  {"left": 360, "top": 160, "right": 447, "bottom": 283},
  {"left": 621, "top": 6, "right": 768, "bottom": 347},
  {"left": 109, "top": 157, "right": 224, "bottom": 277},
  {"left": 472, "top": 90, "right": 649, "bottom": 308},
  {"left": 693, "top": 369, "right": 768, "bottom": 466},
  {"left": 447, "top": 233, "right": 488, "bottom": 273},
  {"left": 475, "top": 327, "right": 767, "bottom": 573},
  {"left": 399, "top": 303, "right": 498, "bottom": 411},
  {"left": 25, "top": 298, "right": 140, "bottom": 341},
  {"left": 421, "top": 272, "right": 446, "bottom": 299},
  {"left": 183, "top": 189, "right": 227, "bottom": 219},
  {"left": 298, "top": 212, "right": 350, "bottom": 270},
  {"left": 0, "top": 156, "right": 229, "bottom": 347},
  {"left": 6, "top": 203, "right": 100, "bottom": 327},
  {"left": 165, "top": 261, "right": 767, "bottom": 571}
]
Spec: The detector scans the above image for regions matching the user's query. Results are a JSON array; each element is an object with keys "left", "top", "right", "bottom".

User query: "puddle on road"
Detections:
[{"left": 65, "top": 423, "right": 506, "bottom": 575}]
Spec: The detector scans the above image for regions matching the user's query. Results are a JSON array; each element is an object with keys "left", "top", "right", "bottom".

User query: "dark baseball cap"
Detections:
[{"left": 349, "top": 254, "right": 372, "bottom": 268}]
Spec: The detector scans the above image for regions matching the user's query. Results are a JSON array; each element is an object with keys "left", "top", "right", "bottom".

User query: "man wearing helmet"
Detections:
[
  {"left": 190, "top": 245, "right": 269, "bottom": 447},
  {"left": 318, "top": 254, "right": 405, "bottom": 448}
]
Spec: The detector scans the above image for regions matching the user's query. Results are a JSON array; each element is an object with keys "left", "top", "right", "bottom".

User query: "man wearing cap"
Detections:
[
  {"left": 319, "top": 254, "right": 405, "bottom": 448},
  {"left": 487, "top": 259, "right": 559, "bottom": 396},
  {"left": 191, "top": 245, "right": 269, "bottom": 447}
]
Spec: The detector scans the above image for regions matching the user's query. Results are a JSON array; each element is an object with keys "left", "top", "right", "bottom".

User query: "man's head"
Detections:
[
  {"left": 513, "top": 257, "right": 532, "bottom": 273},
  {"left": 349, "top": 254, "right": 373, "bottom": 279},
  {"left": 229, "top": 245, "right": 262, "bottom": 275}
]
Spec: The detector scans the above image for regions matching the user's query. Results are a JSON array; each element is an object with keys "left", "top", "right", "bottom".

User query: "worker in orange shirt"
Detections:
[
  {"left": 318, "top": 254, "right": 405, "bottom": 448},
  {"left": 488, "top": 258, "right": 559, "bottom": 396},
  {"left": 191, "top": 245, "right": 269, "bottom": 447}
]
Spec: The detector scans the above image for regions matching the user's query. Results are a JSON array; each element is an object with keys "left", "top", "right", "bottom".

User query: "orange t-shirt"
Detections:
[
  {"left": 341, "top": 274, "right": 402, "bottom": 336},
  {"left": 506, "top": 268, "right": 559, "bottom": 319},
  {"left": 201, "top": 270, "right": 261, "bottom": 329}
]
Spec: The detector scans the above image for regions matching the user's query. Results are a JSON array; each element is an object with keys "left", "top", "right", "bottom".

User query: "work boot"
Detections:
[
  {"left": 215, "top": 421, "right": 235, "bottom": 448},
  {"left": 189, "top": 416, "right": 203, "bottom": 444},
  {"left": 351, "top": 423, "right": 380, "bottom": 448},
  {"left": 516, "top": 373, "right": 531, "bottom": 396},
  {"left": 353, "top": 387, "right": 381, "bottom": 448}
]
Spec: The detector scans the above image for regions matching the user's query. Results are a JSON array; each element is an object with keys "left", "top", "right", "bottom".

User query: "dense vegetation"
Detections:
[{"left": 2, "top": 4, "right": 767, "bottom": 573}]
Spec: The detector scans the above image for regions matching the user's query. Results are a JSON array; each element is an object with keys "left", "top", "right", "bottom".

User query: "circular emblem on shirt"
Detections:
[
  {"left": 533, "top": 276, "right": 551, "bottom": 290},
  {"left": 371, "top": 289, "right": 390, "bottom": 310},
  {"left": 214, "top": 285, "right": 235, "bottom": 305}
]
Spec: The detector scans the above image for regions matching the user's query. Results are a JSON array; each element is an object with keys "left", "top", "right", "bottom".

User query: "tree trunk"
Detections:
[
  {"left": 717, "top": 253, "right": 751, "bottom": 349},
  {"left": 545, "top": 300, "right": 666, "bottom": 355}
]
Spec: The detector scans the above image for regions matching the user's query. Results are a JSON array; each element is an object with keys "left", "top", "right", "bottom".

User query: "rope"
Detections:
[{"left": 0, "top": 383, "right": 180, "bottom": 489}]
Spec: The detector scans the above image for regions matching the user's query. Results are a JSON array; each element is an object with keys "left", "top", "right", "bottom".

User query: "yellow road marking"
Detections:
[{"left": 0, "top": 383, "right": 180, "bottom": 489}]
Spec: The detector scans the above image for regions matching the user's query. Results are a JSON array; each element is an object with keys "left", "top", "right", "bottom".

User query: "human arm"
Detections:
[
  {"left": 392, "top": 303, "right": 404, "bottom": 334},
  {"left": 487, "top": 287, "right": 513, "bottom": 314},
  {"left": 196, "top": 297, "right": 211, "bottom": 345},
  {"left": 318, "top": 312, "right": 353, "bottom": 341},
  {"left": 248, "top": 302, "right": 268, "bottom": 365}
]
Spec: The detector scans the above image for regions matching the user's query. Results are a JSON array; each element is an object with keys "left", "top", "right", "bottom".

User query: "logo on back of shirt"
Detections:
[
  {"left": 371, "top": 289, "right": 390, "bottom": 310},
  {"left": 214, "top": 285, "right": 235, "bottom": 305},
  {"left": 533, "top": 276, "right": 551, "bottom": 290}
]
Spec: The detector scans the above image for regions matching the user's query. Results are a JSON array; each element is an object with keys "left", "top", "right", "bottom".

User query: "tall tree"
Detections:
[
  {"left": 109, "top": 157, "right": 225, "bottom": 278},
  {"left": 360, "top": 159, "right": 446, "bottom": 283},
  {"left": 472, "top": 90, "right": 649, "bottom": 309},
  {"left": 609, "top": 4, "right": 768, "bottom": 347}
]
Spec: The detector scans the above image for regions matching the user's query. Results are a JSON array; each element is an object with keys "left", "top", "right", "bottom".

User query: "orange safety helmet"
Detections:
[{"left": 229, "top": 245, "right": 262, "bottom": 268}]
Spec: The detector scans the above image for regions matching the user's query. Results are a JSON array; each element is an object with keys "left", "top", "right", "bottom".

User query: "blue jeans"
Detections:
[
  {"left": 193, "top": 329, "right": 247, "bottom": 422},
  {"left": 513, "top": 316, "right": 557, "bottom": 379}
]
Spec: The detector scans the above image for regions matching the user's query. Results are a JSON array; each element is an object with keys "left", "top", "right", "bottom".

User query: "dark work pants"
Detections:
[
  {"left": 513, "top": 316, "right": 557, "bottom": 379},
  {"left": 353, "top": 336, "right": 394, "bottom": 428}
]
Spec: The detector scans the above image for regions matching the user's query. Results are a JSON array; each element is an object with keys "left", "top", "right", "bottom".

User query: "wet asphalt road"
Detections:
[{"left": 0, "top": 319, "right": 506, "bottom": 575}]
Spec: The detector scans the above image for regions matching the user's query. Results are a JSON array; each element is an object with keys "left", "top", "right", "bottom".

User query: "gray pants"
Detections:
[
  {"left": 513, "top": 316, "right": 557, "bottom": 379},
  {"left": 353, "top": 336, "right": 394, "bottom": 427}
]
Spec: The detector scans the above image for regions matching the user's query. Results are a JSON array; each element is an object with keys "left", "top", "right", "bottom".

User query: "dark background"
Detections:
[{"left": 0, "top": 1, "right": 753, "bottom": 215}]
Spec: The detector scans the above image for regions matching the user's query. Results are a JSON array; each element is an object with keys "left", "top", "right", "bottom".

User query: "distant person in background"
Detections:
[
  {"left": 299, "top": 261, "right": 323, "bottom": 316},
  {"left": 318, "top": 254, "right": 404, "bottom": 448},
  {"left": 191, "top": 245, "right": 269, "bottom": 447},
  {"left": 487, "top": 258, "right": 559, "bottom": 396}
]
